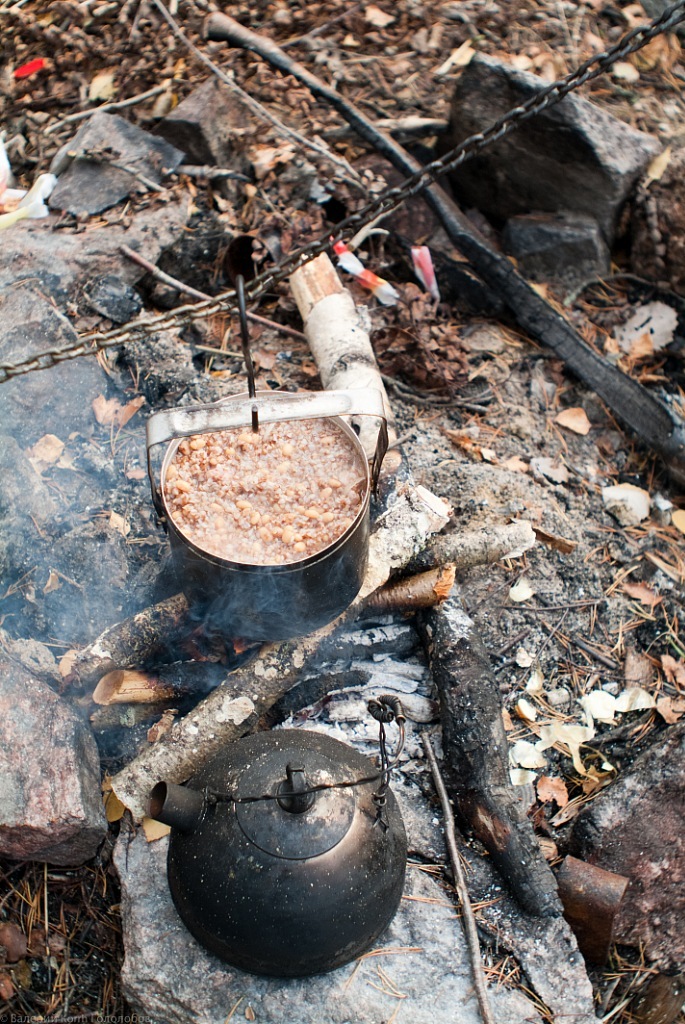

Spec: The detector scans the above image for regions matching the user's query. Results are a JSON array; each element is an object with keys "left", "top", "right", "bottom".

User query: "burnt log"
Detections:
[{"left": 417, "top": 594, "right": 562, "bottom": 917}]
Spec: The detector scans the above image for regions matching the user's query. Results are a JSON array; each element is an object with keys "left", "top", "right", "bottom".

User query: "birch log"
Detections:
[{"left": 289, "top": 253, "right": 399, "bottom": 464}]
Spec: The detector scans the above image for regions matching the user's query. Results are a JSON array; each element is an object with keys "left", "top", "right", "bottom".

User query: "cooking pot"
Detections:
[
  {"left": 148, "top": 697, "right": 407, "bottom": 977},
  {"left": 146, "top": 387, "right": 388, "bottom": 640}
]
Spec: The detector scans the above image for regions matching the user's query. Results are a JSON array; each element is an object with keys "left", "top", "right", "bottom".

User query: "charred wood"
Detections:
[{"left": 416, "top": 594, "right": 562, "bottom": 917}]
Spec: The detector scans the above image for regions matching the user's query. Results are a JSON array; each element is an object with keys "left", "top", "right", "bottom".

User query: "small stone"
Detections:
[
  {"left": 49, "top": 112, "right": 185, "bottom": 216},
  {"left": 444, "top": 55, "right": 661, "bottom": 243},
  {"left": 157, "top": 79, "right": 252, "bottom": 173},
  {"left": 83, "top": 274, "right": 143, "bottom": 324},
  {"left": 503, "top": 212, "right": 610, "bottom": 291},
  {"left": 602, "top": 483, "right": 651, "bottom": 526},
  {"left": 0, "top": 661, "right": 106, "bottom": 864},
  {"left": 547, "top": 687, "right": 571, "bottom": 708}
]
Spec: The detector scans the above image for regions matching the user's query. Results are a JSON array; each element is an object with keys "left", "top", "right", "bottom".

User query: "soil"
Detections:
[{"left": 1, "top": 0, "right": 685, "bottom": 1021}]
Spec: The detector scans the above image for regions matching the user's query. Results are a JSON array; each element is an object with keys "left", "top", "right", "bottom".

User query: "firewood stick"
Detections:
[
  {"left": 422, "top": 732, "right": 496, "bottom": 1024},
  {"left": 111, "top": 484, "right": 451, "bottom": 819},
  {"left": 365, "top": 565, "right": 456, "bottom": 612},
  {"left": 59, "top": 593, "right": 191, "bottom": 691},
  {"left": 406, "top": 520, "right": 536, "bottom": 575},
  {"left": 206, "top": 11, "right": 685, "bottom": 486},
  {"left": 92, "top": 662, "right": 231, "bottom": 706},
  {"left": 416, "top": 593, "right": 563, "bottom": 918}
]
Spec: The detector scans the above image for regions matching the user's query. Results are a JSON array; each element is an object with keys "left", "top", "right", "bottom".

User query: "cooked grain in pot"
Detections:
[{"left": 164, "top": 419, "right": 366, "bottom": 564}]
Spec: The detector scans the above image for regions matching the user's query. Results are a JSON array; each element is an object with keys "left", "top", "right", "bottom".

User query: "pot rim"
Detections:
[{"left": 160, "top": 414, "right": 371, "bottom": 575}]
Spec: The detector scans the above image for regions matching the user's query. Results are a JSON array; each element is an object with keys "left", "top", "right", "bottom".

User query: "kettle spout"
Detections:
[{"left": 149, "top": 781, "right": 205, "bottom": 834}]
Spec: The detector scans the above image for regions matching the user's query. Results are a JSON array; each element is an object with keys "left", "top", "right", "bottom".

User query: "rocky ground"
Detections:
[{"left": 1, "top": 0, "right": 685, "bottom": 1021}]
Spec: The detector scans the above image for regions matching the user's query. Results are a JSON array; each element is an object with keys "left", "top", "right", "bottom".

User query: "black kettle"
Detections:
[{"left": 148, "top": 697, "right": 408, "bottom": 977}]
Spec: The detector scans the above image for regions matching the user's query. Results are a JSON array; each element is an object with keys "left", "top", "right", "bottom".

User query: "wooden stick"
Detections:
[
  {"left": 59, "top": 593, "right": 191, "bottom": 691},
  {"left": 406, "top": 520, "right": 536, "bottom": 575},
  {"left": 422, "top": 732, "right": 496, "bottom": 1024},
  {"left": 365, "top": 565, "right": 455, "bottom": 613},
  {"left": 44, "top": 85, "right": 168, "bottom": 135},
  {"left": 120, "top": 245, "right": 307, "bottom": 342},
  {"left": 206, "top": 11, "right": 685, "bottom": 486},
  {"left": 416, "top": 594, "right": 562, "bottom": 917}
]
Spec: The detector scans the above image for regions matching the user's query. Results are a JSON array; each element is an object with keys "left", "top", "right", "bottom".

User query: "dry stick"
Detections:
[
  {"left": 365, "top": 565, "right": 456, "bottom": 613},
  {"left": 111, "top": 485, "right": 451, "bottom": 819},
  {"left": 421, "top": 732, "right": 496, "bottom": 1024},
  {"left": 205, "top": 11, "right": 685, "bottom": 486},
  {"left": 405, "top": 520, "right": 536, "bottom": 575},
  {"left": 148, "top": 0, "right": 364, "bottom": 191},
  {"left": 120, "top": 245, "right": 307, "bottom": 342},
  {"left": 44, "top": 84, "right": 168, "bottom": 135}
]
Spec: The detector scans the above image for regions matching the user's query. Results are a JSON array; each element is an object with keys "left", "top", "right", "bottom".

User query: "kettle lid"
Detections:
[{"left": 236, "top": 745, "right": 355, "bottom": 860}]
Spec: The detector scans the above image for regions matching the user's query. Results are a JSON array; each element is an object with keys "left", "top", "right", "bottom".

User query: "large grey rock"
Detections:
[
  {"left": 0, "top": 661, "right": 106, "bottom": 864},
  {"left": 503, "top": 211, "right": 610, "bottom": 291},
  {"left": 49, "top": 111, "right": 185, "bottom": 215},
  {"left": 0, "top": 202, "right": 188, "bottom": 443},
  {"left": 114, "top": 827, "right": 541, "bottom": 1024},
  {"left": 157, "top": 78, "right": 252, "bottom": 172},
  {"left": 444, "top": 54, "right": 661, "bottom": 242},
  {"left": 572, "top": 721, "right": 685, "bottom": 971}
]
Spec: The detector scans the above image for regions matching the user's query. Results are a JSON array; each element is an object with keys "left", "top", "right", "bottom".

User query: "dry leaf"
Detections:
[
  {"left": 365, "top": 4, "right": 395, "bottom": 27},
  {"left": 502, "top": 708, "right": 514, "bottom": 731},
  {"left": 580, "top": 689, "right": 617, "bottom": 724},
  {"left": 93, "top": 394, "right": 122, "bottom": 425},
  {"left": 671, "top": 509, "right": 685, "bottom": 535},
  {"left": 555, "top": 407, "right": 591, "bottom": 436},
  {"left": 109, "top": 511, "right": 130, "bottom": 537},
  {"left": 644, "top": 146, "right": 672, "bottom": 187},
  {"left": 615, "top": 687, "right": 656, "bottom": 712},
  {"left": 539, "top": 836, "right": 559, "bottom": 861},
  {"left": 656, "top": 695, "right": 685, "bottom": 724},
  {"left": 43, "top": 570, "right": 61, "bottom": 594},
  {"left": 510, "top": 739, "right": 547, "bottom": 770},
  {"left": 58, "top": 649, "right": 78, "bottom": 678},
  {"left": 510, "top": 768, "right": 538, "bottom": 786},
  {"left": 536, "top": 775, "right": 569, "bottom": 808},
  {"left": 117, "top": 395, "right": 146, "bottom": 427},
  {"left": 89, "top": 70, "right": 116, "bottom": 102},
  {"left": 126, "top": 467, "right": 146, "bottom": 480},
  {"left": 537, "top": 721, "right": 595, "bottom": 775},
  {"left": 526, "top": 666, "right": 544, "bottom": 694},
  {"left": 509, "top": 578, "right": 535, "bottom": 603},
  {"left": 516, "top": 647, "right": 534, "bottom": 668},
  {"left": 0, "top": 922, "right": 28, "bottom": 963},
  {"left": 251, "top": 143, "right": 296, "bottom": 179},
  {"left": 661, "top": 653, "right": 685, "bottom": 687},
  {"left": 434, "top": 40, "right": 475, "bottom": 75},
  {"left": 141, "top": 817, "right": 171, "bottom": 842},
  {"left": 0, "top": 972, "right": 15, "bottom": 1001},
  {"left": 503, "top": 455, "right": 529, "bottom": 473},
  {"left": 612, "top": 60, "right": 640, "bottom": 83},
  {"left": 533, "top": 527, "right": 577, "bottom": 555},
  {"left": 28, "top": 433, "right": 65, "bottom": 472},
  {"left": 104, "top": 788, "right": 126, "bottom": 823},
  {"left": 624, "top": 648, "right": 653, "bottom": 689},
  {"left": 245, "top": 1006, "right": 256, "bottom": 1022},
  {"left": 516, "top": 698, "right": 537, "bottom": 722},
  {"left": 621, "top": 581, "right": 662, "bottom": 608}
]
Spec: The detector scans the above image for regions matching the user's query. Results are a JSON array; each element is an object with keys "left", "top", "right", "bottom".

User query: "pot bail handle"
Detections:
[{"left": 146, "top": 386, "right": 389, "bottom": 517}]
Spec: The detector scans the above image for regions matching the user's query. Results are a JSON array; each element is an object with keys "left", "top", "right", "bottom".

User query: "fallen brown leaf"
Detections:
[
  {"left": 0, "top": 923, "right": 27, "bottom": 963},
  {"left": 656, "top": 695, "right": 685, "bottom": 724},
  {"left": 141, "top": 817, "right": 172, "bottom": 842},
  {"left": 621, "top": 581, "right": 662, "bottom": 608},
  {"left": 555, "top": 407, "right": 591, "bottom": 436},
  {"left": 661, "top": 653, "right": 685, "bottom": 688},
  {"left": 537, "top": 775, "right": 569, "bottom": 808},
  {"left": 533, "top": 527, "right": 577, "bottom": 555}
]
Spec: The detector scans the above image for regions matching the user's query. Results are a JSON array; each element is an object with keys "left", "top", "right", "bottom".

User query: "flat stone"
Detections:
[
  {"left": 157, "top": 78, "right": 252, "bottom": 171},
  {"left": 443, "top": 54, "right": 661, "bottom": 242},
  {"left": 0, "top": 661, "right": 106, "bottom": 865},
  {"left": 49, "top": 112, "right": 185, "bottom": 215},
  {"left": 83, "top": 274, "right": 143, "bottom": 323},
  {"left": 572, "top": 721, "right": 685, "bottom": 971},
  {"left": 503, "top": 212, "right": 610, "bottom": 291},
  {"left": 114, "top": 827, "right": 541, "bottom": 1024}
]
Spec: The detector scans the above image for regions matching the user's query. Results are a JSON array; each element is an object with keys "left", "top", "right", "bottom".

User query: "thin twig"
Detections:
[
  {"left": 119, "top": 245, "right": 306, "bottom": 342},
  {"left": 44, "top": 85, "right": 168, "bottom": 135},
  {"left": 421, "top": 732, "right": 496, "bottom": 1024},
  {"left": 148, "top": 0, "right": 364, "bottom": 190}
]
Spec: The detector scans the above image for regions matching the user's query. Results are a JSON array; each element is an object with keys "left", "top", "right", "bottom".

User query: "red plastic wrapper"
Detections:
[{"left": 14, "top": 58, "right": 46, "bottom": 80}]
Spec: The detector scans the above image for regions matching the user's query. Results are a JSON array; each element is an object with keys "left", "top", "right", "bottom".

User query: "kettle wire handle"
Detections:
[{"left": 146, "top": 387, "right": 388, "bottom": 517}]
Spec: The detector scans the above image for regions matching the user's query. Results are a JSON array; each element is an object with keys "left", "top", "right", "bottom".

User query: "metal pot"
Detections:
[
  {"left": 149, "top": 698, "right": 407, "bottom": 977},
  {"left": 146, "top": 388, "right": 388, "bottom": 640}
]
